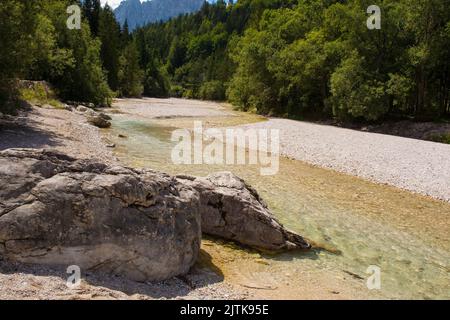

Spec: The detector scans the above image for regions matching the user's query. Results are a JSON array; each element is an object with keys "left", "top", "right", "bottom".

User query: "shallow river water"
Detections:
[{"left": 104, "top": 114, "right": 450, "bottom": 299}]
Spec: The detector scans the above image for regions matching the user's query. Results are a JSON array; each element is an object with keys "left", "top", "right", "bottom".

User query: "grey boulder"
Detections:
[
  {"left": 178, "top": 172, "right": 310, "bottom": 252},
  {"left": 0, "top": 149, "right": 201, "bottom": 282}
]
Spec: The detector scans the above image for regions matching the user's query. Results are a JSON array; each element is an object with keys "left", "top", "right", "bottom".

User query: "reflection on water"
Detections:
[{"left": 105, "top": 116, "right": 450, "bottom": 299}]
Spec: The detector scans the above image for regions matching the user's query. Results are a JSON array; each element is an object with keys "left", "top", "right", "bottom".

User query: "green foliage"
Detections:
[
  {"left": 99, "top": 5, "right": 121, "bottom": 91},
  {"left": 2, "top": 0, "right": 450, "bottom": 121},
  {"left": 428, "top": 133, "right": 450, "bottom": 144},
  {"left": 19, "top": 82, "right": 63, "bottom": 109},
  {"left": 134, "top": 0, "right": 450, "bottom": 121},
  {"left": 0, "top": 0, "right": 142, "bottom": 110},
  {"left": 330, "top": 53, "right": 389, "bottom": 121},
  {"left": 28, "top": 14, "right": 74, "bottom": 81},
  {"left": 199, "top": 80, "right": 226, "bottom": 101},
  {"left": 118, "top": 43, "right": 144, "bottom": 97},
  {"left": 0, "top": 0, "right": 38, "bottom": 110},
  {"left": 144, "top": 59, "right": 170, "bottom": 98},
  {"left": 82, "top": 0, "right": 101, "bottom": 36},
  {"left": 170, "top": 85, "right": 185, "bottom": 98}
]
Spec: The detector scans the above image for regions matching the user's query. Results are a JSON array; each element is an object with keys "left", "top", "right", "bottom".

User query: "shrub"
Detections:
[{"left": 198, "top": 80, "right": 226, "bottom": 101}]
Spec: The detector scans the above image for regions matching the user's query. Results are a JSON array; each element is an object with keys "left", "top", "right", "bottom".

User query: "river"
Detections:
[{"left": 102, "top": 99, "right": 450, "bottom": 299}]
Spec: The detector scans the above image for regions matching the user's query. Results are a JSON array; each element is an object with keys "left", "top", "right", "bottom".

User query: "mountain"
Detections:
[{"left": 114, "top": 0, "right": 207, "bottom": 30}]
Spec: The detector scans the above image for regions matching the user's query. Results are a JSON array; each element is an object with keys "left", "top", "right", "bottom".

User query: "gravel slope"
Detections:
[{"left": 235, "top": 118, "right": 450, "bottom": 202}]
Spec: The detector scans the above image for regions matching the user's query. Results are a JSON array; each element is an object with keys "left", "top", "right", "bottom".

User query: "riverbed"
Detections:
[{"left": 102, "top": 98, "right": 450, "bottom": 299}]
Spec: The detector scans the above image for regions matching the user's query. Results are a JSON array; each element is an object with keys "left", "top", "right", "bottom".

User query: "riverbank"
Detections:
[
  {"left": 233, "top": 119, "right": 450, "bottom": 202},
  {"left": 0, "top": 106, "right": 116, "bottom": 164}
]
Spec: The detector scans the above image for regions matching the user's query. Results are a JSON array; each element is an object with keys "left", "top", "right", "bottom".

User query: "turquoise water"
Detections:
[{"left": 105, "top": 115, "right": 450, "bottom": 299}]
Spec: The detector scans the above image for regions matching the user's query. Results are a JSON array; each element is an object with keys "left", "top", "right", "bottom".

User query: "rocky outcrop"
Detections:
[
  {"left": 0, "top": 149, "right": 201, "bottom": 282},
  {"left": 178, "top": 172, "right": 311, "bottom": 252},
  {"left": 0, "top": 149, "right": 310, "bottom": 282}
]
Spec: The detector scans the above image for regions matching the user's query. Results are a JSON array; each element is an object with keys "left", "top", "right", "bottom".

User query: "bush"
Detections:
[
  {"left": 19, "top": 81, "right": 62, "bottom": 108},
  {"left": 198, "top": 80, "right": 226, "bottom": 101},
  {"left": 182, "top": 89, "right": 195, "bottom": 99},
  {"left": 170, "top": 85, "right": 185, "bottom": 98},
  {"left": 330, "top": 53, "right": 389, "bottom": 121},
  {"left": 429, "top": 133, "right": 450, "bottom": 144}
]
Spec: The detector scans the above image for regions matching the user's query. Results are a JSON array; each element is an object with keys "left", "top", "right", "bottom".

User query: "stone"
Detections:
[
  {"left": 99, "top": 113, "right": 112, "bottom": 121},
  {"left": 178, "top": 172, "right": 310, "bottom": 252},
  {"left": 63, "top": 104, "right": 73, "bottom": 112},
  {"left": 0, "top": 149, "right": 201, "bottom": 282},
  {"left": 85, "top": 109, "right": 97, "bottom": 117},
  {"left": 87, "top": 115, "right": 111, "bottom": 128},
  {"left": 76, "top": 105, "right": 88, "bottom": 113}
]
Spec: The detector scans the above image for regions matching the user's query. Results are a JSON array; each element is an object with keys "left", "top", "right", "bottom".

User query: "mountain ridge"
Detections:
[{"left": 114, "top": 0, "right": 208, "bottom": 30}]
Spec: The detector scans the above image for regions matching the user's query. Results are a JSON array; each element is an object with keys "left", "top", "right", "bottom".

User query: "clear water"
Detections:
[{"left": 104, "top": 115, "right": 450, "bottom": 299}]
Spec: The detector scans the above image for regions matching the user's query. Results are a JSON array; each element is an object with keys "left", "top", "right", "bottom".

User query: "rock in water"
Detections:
[
  {"left": 0, "top": 149, "right": 201, "bottom": 282},
  {"left": 178, "top": 172, "right": 311, "bottom": 252}
]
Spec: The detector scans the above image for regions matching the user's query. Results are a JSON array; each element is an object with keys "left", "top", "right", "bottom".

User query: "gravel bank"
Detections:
[
  {"left": 0, "top": 106, "right": 116, "bottom": 164},
  {"left": 235, "top": 119, "right": 450, "bottom": 202},
  {"left": 112, "top": 98, "right": 233, "bottom": 119}
]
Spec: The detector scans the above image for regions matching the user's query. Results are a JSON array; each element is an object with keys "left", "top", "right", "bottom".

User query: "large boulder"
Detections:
[
  {"left": 0, "top": 149, "right": 311, "bottom": 282},
  {"left": 0, "top": 149, "right": 201, "bottom": 282},
  {"left": 178, "top": 172, "right": 310, "bottom": 252}
]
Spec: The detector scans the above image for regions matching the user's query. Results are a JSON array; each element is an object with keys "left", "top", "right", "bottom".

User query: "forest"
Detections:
[
  {"left": 0, "top": 0, "right": 142, "bottom": 111},
  {"left": 1, "top": 0, "right": 450, "bottom": 122}
]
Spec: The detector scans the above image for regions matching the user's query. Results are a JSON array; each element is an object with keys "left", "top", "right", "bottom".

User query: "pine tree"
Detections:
[
  {"left": 0, "top": 0, "right": 38, "bottom": 111},
  {"left": 99, "top": 5, "right": 121, "bottom": 91},
  {"left": 118, "top": 42, "right": 144, "bottom": 97},
  {"left": 82, "top": 0, "right": 101, "bottom": 36}
]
